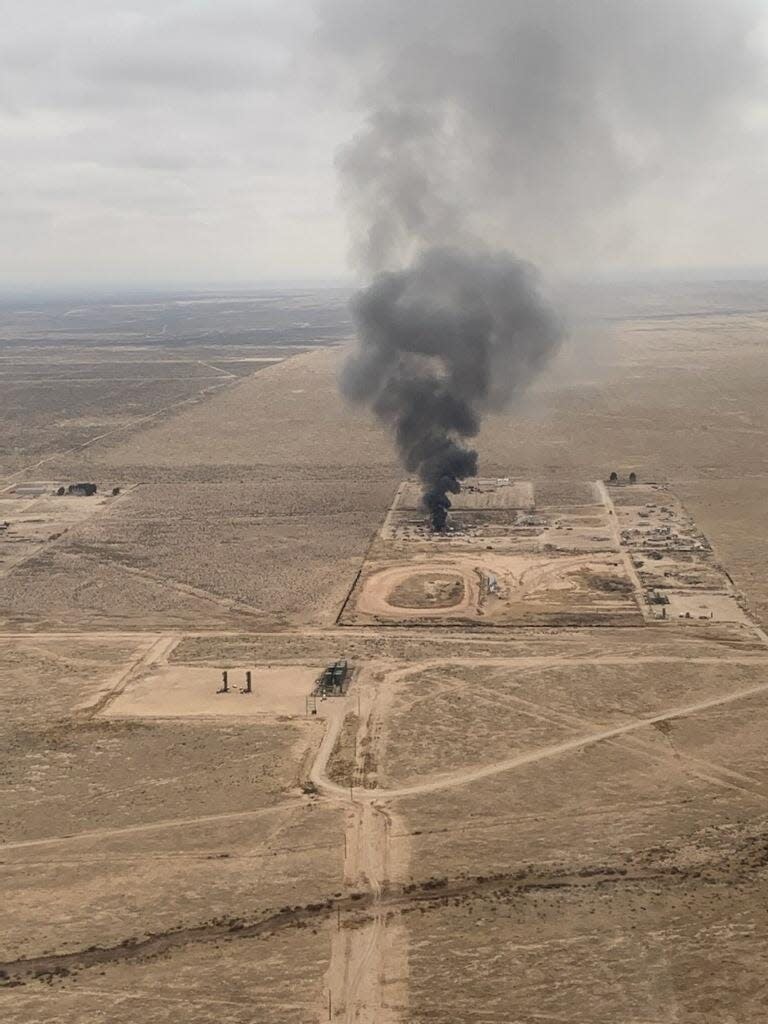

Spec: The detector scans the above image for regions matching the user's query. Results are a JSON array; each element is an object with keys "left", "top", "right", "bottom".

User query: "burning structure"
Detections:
[
  {"left": 332, "top": 2, "right": 759, "bottom": 531},
  {"left": 343, "top": 247, "right": 562, "bottom": 530}
]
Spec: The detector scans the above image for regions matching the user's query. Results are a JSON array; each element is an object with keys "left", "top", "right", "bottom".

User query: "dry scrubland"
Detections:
[
  {"left": 397, "top": 692, "right": 768, "bottom": 874},
  {"left": 0, "top": 347, "right": 286, "bottom": 474},
  {"left": 1, "top": 637, "right": 343, "bottom": 970},
  {"left": 6, "top": 303, "right": 768, "bottom": 633},
  {"left": 171, "top": 624, "right": 758, "bottom": 665},
  {"left": 5, "top": 927, "right": 332, "bottom": 1024},
  {"left": 378, "top": 660, "right": 768, "bottom": 786},
  {"left": 405, "top": 866, "right": 768, "bottom": 1024},
  {"left": 3, "top": 286, "right": 768, "bottom": 1020},
  {"left": 0, "top": 349, "right": 399, "bottom": 631}
]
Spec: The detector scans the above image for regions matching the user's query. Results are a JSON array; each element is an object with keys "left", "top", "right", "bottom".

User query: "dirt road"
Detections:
[
  {"left": 7, "top": 623, "right": 768, "bottom": 1018},
  {"left": 305, "top": 647, "right": 768, "bottom": 1020},
  {"left": 311, "top": 673, "right": 408, "bottom": 1022},
  {"left": 316, "top": 668, "right": 768, "bottom": 804},
  {"left": 594, "top": 477, "right": 649, "bottom": 618}
]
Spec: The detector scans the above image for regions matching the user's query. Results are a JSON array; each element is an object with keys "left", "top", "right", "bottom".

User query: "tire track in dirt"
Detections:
[
  {"left": 77, "top": 633, "right": 179, "bottom": 717},
  {"left": 0, "top": 800, "right": 301, "bottom": 852},
  {"left": 314, "top": 670, "right": 408, "bottom": 1023},
  {"left": 327, "top": 672, "right": 768, "bottom": 802},
  {"left": 308, "top": 658, "right": 768, "bottom": 1021}
]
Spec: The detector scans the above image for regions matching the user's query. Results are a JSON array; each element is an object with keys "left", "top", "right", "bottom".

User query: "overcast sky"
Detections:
[{"left": 2, "top": 0, "right": 768, "bottom": 291}]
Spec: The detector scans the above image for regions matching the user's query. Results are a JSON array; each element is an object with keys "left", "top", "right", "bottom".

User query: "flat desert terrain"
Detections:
[{"left": 3, "top": 282, "right": 768, "bottom": 1022}]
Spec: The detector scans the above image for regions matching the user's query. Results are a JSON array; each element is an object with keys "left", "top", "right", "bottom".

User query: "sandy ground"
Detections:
[
  {"left": 349, "top": 549, "right": 642, "bottom": 626},
  {"left": 5, "top": 289, "right": 768, "bottom": 1020},
  {"left": 106, "top": 665, "right": 321, "bottom": 718},
  {"left": 354, "top": 562, "right": 480, "bottom": 619}
]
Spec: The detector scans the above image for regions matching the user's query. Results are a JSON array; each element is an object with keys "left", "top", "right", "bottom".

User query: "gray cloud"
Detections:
[
  {"left": 0, "top": 1, "right": 767, "bottom": 290},
  {"left": 322, "top": 0, "right": 768, "bottom": 272},
  {"left": 328, "top": 0, "right": 768, "bottom": 523},
  {"left": 0, "top": 0, "right": 352, "bottom": 288}
]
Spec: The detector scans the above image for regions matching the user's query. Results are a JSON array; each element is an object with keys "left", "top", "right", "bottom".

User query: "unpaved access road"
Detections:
[
  {"left": 306, "top": 650, "right": 768, "bottom": 1021},
  {"left": 314, "top": 669, "right": 768, "bottom": 803}
]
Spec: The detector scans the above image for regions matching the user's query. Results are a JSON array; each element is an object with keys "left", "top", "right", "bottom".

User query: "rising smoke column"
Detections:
[
  {"left": 326, "top": 0, "right": 762, "bottom": 526},
  {"left": 343, "top": 247, "right": 561, "bottom": 528}
]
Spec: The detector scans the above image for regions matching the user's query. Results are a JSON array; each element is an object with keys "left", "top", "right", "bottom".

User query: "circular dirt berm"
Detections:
[{"left": 386, "top": 571, "right": 466, "bottom": 609}]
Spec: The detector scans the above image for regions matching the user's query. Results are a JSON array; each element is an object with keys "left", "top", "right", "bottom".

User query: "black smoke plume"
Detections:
[
  {"left": 327, "top": 0, "right": 762, "bottom": 527},
  {"left": 342, "top": 246, "right": 562, "bottom": 529}
]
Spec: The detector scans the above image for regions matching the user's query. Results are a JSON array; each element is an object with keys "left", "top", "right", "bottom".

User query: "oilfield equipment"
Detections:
[
  {"left": 306, "top": 660, "right": 350, "bottom": 715},
  {"left": 216, "top": 669, "right": 255, "bottom": 695}
]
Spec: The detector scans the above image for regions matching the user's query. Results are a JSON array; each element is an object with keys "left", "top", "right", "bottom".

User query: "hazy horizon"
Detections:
[
  {"left": 2, "top": 264, "right": 768, "bottom": 308},
  {"left": 2, "top": 0, "right": 768, "bottom": 291}
]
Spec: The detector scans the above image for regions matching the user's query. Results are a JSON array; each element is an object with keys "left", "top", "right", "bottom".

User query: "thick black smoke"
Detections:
[
  {"left": 326, "top": 0, "right": 763, "bottom": 527},
  {"left": 343, "top": 247, "right": 562, "bottom": 529}
]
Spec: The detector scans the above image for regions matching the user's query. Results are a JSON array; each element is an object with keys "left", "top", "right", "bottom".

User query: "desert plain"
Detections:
[{"left": 2, "top": 282, "right": 768, "bottom": 1022}]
